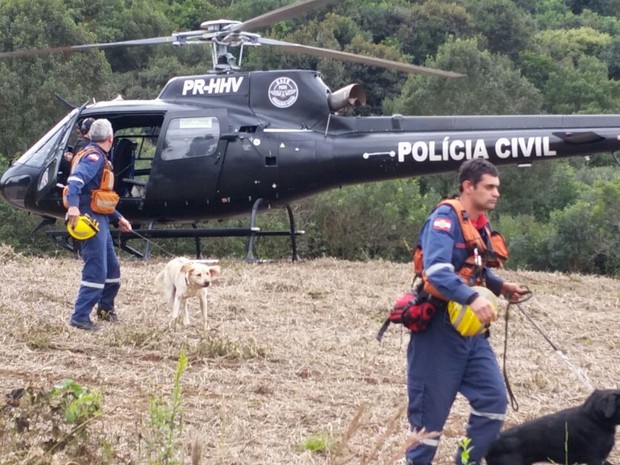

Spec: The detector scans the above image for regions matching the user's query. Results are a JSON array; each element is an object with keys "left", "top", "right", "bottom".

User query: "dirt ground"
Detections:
[{"left": 0, "top": 244, "right": 619, "bottom": 464}]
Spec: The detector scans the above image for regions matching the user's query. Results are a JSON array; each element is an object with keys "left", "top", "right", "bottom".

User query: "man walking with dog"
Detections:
[
  {"left": 64, "top": 118, "right": 132, "bottom": 331},
  {"left": 405, "top": 158, "right": 527, "bottom": 465}
]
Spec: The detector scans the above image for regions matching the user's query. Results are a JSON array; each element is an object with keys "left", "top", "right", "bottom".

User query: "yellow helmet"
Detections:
[
  {"left": 66, "top": 214, "right": 99, "bottom": 240},
  {"left": 447, "top": 286, "right": 499, "bottom": 336}
]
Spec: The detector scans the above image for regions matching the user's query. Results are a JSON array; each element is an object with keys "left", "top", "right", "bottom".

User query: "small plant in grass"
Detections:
[
  {"left": 300, "top": 432, "right": 332, "bottom": 454},
  {"left": 144, "top": 350, "right": 189, "bottom": 465},
  {"left": 458, "top": 436, "right": 475, "bottom": 465},
  {"left": 50, "top": 378, "right": 102, "bottom": 425},
  {"left": 0, "top": 381, "right": 104, "bottom": 463},
  {"left": 565, "top": 422, "right": 569, "bottom": 465}
]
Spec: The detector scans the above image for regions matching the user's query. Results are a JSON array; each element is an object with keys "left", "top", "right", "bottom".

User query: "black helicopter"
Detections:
[{"left": 2, "top": 0, "right": 620, "bottom": 260}]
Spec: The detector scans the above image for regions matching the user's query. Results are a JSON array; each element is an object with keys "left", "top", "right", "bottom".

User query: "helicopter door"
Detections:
[
  {"left": 146, "top": 114, "right": 224, "bottom": 210},
  {"left": 34, "top": 107, "right": 83, "bottom": 203}
]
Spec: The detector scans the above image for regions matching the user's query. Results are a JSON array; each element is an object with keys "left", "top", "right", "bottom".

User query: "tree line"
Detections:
[{"left": 0, "top": 0, "right": 619, "bottom": 275}]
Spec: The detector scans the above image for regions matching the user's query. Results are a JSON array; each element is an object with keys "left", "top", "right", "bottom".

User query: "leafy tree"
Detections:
[
  {"left": 464, "top": 0, "right": 535, "bottom": 58},
  {"left": 529, "top": 27, "right": 612, "bottom": 63},
  {"left": 518, "top": 50, "right": 557, "bottom": 91},
  {"left": 566, "top": 0, "right": 620, "bottom": 16},
  {"left": 117, "top": 46, "right": 213, "bottom": 100},
  {"left": 62, "top": 0, "right": 173, "bottom": 73},
  {"left": 567, "top": 9, "right": 620, "bottom": 35},
  {"left": 513, "top": 0, "right": 539, "bottom": 14},
  {"left": 496, "top": 174, "right": 620, "bottom": 275},
  {"left": 545, "top": 179, "right": 620, "bottom": 274},
  {"left": 495, "top": 214, "right": 554, "bottom": 271},
  {"left": 299, "top": 179, "right": 434, "bottom": 261},
  {"left": 575, "top": 162, "right": 620, "bottom": 182},
  {"left": 163, "top": 0, "right": 229, "bottom": 31},
  {"left": 393, "top": 1, "right": 474, "bottom": 64},
  {"left": 531, "top": 0, "right": 574, "bottom": 29},
  {"left": 385, "top": 37, "right": 542, "bottom": 116},
  {"left": 0, "top": 0, "right": 115, "bottom": 155},
  {"left": 601, "top": 37, "right": 620, "bottom": 79},
  {"left": 495, "top": 162, "right": 582, "bottom": 221},
  {"left": 543, "top": 55, "right": 620, "bottom": 113},
  {"left": 519, "top": 27, "right": 616, "bottom": 93},
  {"left": 335, "top": 0, "right": 407, "bottom": 45}
]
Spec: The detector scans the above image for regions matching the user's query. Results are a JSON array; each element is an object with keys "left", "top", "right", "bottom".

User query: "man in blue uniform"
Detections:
[
  {"left": 65, "top": 118, "right": 132, "bottom": 331},
  {"left": 406, "top": 159, "right": 527, "bottom": 465}
]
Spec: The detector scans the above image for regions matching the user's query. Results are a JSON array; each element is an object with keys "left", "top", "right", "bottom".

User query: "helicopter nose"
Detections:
[{"left": 0, "top": 169, "right": 32, "bottom": 209}]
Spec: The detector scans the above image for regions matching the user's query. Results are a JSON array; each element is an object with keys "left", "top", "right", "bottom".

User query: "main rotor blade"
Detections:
[
  {"left": 259, "top": 38, "right": 464, "bottom": 78},
  {"left": 229, "top": 0, "right": 339, "bottom": 33},
  {"left": 0, "top": 36, "right": 176, "bottom": 59}
]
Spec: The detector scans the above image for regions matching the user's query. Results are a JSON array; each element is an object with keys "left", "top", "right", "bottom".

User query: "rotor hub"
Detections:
[{"left": 200, "top": 20, "right": 242, "bottom": 32}]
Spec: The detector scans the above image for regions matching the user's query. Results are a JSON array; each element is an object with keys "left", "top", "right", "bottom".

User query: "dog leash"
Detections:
[
  {"left": 502, "top": 290, "right": 533, "bottom": 411},
  {"left": 114, "top": 228, "right": 177, "bottom": 258},
  {"left": 513, "top": 297, "right": 594, "bottom": 391},
  {"left": 503, "top": 288, "right": 595, "bottom": 411}
]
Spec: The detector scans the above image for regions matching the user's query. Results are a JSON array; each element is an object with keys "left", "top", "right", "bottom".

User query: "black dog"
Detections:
[{"left": 486, "top": 389, "right": 620, "bottom": 465}]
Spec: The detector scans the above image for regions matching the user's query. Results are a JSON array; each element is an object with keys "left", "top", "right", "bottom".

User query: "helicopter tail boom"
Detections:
[{"left": 322, "top": 114, "right": 620, "bottom": 186}]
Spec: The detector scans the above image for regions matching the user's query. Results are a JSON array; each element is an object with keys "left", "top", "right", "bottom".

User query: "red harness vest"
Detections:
[{"left": 413, "top": 198, "right": 509, "bottom": 301}]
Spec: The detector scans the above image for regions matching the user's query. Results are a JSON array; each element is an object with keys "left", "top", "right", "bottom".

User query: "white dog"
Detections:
[{"left": 155, "top": 257, "right": 220, "bottom": 331}]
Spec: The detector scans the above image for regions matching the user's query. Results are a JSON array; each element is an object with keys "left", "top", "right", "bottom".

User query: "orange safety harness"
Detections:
[
  {"left": 62, "top": 147, "right": 119, "bottom": 215},
  {"left": 413, "top": 198, "right": 509, "bottom": 301}
]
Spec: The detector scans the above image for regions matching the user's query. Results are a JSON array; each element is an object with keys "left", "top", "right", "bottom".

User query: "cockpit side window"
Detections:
[{"left": 162, "top": 117, "right": 220, "bottom": 161}]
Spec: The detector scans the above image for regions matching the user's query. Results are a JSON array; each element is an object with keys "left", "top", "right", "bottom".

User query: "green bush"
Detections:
[
  {"left": 298, "top": 179, "right": 435, "bottom": 261},
  {"left": 0, "top": 201, "right": 64, "bottom": 256},
  {"left": 495, "top": 214, "right": 555, "bottom": 271},
  {"left": 546, "top": 179, "right": 620, "bottom": 274}
]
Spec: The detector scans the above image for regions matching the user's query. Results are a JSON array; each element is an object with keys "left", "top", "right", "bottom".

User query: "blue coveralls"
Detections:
[
  {"left": 65, "top": 144, "right": 122, "bottom": 324},
  {"left": 406, "top": 203, "right": 507, "bottom": 465}
]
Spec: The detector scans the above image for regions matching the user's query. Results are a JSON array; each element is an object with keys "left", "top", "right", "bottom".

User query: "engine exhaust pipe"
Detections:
[{"left": 328, "top": 84, "right": 367, "bottom": 112}]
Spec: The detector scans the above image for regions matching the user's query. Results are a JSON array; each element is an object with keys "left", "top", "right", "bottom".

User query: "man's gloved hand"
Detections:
[{"left": 501, "top": 282, "right": 530, "bottom": 303}]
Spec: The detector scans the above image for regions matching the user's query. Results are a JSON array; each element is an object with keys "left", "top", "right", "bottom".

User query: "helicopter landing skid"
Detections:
[
  {"left": 114, "top": 200, "right": 304, "bottom": 262},
  {"left": 45, "top": 228, "right": 82, "bottom": 257},
  {"left": 244, "top": 199, "right": 302, "bottom": 263},
  {"left": 43, "top": 201, "right": 304, "bottom": 262}
]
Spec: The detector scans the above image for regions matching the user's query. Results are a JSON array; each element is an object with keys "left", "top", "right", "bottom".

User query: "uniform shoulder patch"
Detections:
[
  {"left": 87, "top": 153, "right": 100, "bottom": 162},
  {"left": 432, "top": 217, "right": 452, "bottom": 232}
]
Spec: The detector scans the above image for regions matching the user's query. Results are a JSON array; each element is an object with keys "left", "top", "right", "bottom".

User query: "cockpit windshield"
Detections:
[{"left": 13, "top": 109, "right": 79, "bottom": 168}]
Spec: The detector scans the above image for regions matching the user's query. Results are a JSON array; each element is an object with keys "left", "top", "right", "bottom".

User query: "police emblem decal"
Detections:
[{"left": 268, "top": 77, "right": 299, "bottom": 108}]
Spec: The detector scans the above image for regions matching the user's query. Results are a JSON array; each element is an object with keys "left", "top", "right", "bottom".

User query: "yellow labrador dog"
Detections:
[{"left": 155, "top": 257, "right": 220, "bottom": 331}]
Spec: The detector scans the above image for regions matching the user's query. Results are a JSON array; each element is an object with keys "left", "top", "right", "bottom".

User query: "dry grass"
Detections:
[{"left": 0, "top": 244, "right": 619, "bottom": 464}]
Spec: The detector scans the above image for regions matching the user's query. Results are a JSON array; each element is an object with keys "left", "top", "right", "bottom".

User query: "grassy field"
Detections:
[{"left": 0, "top": 244, "right": 619, "bottom": 464}]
